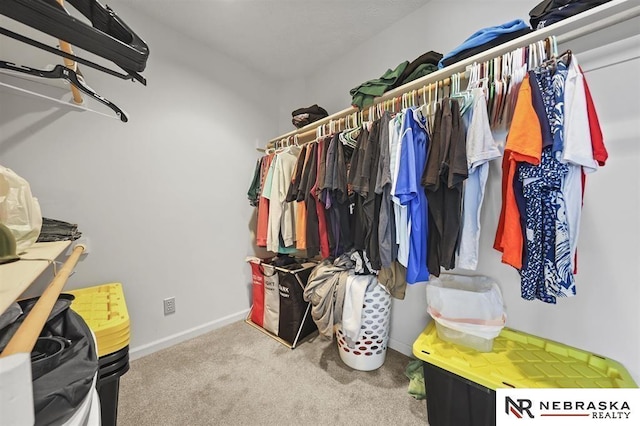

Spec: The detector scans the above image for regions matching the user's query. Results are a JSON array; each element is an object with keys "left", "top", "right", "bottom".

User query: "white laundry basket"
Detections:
[{"left": 336, "top": 284, "right": 391, "bottom": 371}]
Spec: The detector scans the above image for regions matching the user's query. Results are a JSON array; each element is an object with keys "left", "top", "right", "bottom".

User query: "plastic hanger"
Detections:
[
  {"left": 450, "top": 72, "right": 473, "bottom": 116},
  {"left": 0, "top": 79, "right": 119, "bottom": 120},
  {"left": 466, "top": 63, "right": 478, "bottom": 90},
  {"left": 528, "top": 42, "right": 535, "bottom": 70},
  {"left": 0, "top": 26, "right": 145, "bottom": 85},
  {"left": 0, "top": 60, "right": 128, "bottom": 121},
  {"left": 495, "top": 52, "right": 511, "bottom": 127},
  {"left": 490, "top": 57, "right": 501, "bottom": 126}
]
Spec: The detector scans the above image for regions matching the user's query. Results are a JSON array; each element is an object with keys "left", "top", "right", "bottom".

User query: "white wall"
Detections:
[
  {"left": 276, "top": 0, "right": 640, "bottom": 383},
  {"left": 0, "top": 2, "right": 278, "bottom": 357},
  {"left": 277, "top": 77, "right": 312, "bottom": 136},
  {"left": 276, "top": 0, "right": 538, "bottom": 132}
]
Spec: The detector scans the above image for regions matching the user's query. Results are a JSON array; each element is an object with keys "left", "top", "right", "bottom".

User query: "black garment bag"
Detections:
[{"left": 0, "top": 0, "right": 149, "bottom": 74}]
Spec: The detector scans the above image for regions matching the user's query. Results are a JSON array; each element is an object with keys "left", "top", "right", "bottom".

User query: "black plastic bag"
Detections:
[{"left": 0, "top": 294, "right": 98, "bottom": 426}]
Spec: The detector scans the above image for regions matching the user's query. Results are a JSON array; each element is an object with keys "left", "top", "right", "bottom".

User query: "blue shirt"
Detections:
[{"left": 395, "top": 108, "right": 430, "bottom": 283}]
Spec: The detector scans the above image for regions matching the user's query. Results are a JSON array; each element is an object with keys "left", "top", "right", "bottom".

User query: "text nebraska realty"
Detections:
[{"left": 507, "top": 397, "right": 631, "bottom": 419}]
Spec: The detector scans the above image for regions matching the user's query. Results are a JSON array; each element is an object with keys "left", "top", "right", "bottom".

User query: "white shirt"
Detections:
[
  {"left": 457, "top": 89, "right": 502, "bottom": 270},
  {"left": 561, "top": 57, "right": 598, "bottom": 268},
  {"left": 266, "top": 146, "right": 300, "bottom": 252},
  {"left": 389, "top": 112, "right": 410, "bottom": 267},
  {"left": 278, "top": 146, "right": 300, "bottom": 247}
]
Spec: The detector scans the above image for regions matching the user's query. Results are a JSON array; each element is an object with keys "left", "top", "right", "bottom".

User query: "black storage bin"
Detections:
[
  {"left": 97, "top": 346, "right": 130, "bottom": 426},
  {"left": 423, "top": 362, "right": 496, "bottom": 426},
  {"left": 276, "top": 263, "right": 317, "bottom": 346}
]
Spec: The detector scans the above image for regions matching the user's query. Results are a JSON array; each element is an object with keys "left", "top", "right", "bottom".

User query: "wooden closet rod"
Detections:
[
  {"left": 0, "top": 245, "right": 85, "bottom": 358},
  {"left": 265, "top": 0, "right": 639, "bottom": 149},
  {"left": 55, "top": 0, "right": 83, "bottom": 105},
  {"left": 269, "top": 75, "right": 459, "bottom": 148}
]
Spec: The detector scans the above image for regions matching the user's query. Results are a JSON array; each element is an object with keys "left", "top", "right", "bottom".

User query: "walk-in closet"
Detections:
[{"left": 1, "top": 1, "right": 639, "bottom": 425}]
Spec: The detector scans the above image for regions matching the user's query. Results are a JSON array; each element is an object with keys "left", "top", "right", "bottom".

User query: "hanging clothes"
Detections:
[
  {"left": 286, "top": 145, "right": 307, "bottom": 203},
  {"left": 324, "top": 133, "right": 354, "bottom": 257},
  {"left": 266, "top": 146, "right": 301, "bottom": 253},
  {"left": 422, "top": 99, "right": 468, "bottom": 275},
  {"left": 312, "top": 137, "right": 331, "bottom": 259},
  {"left": 457, "top": 89, "right": 502, "bottom": 270},
  {"left": 247, "top": 158, "right": 262, "bottom": 207},
  {"left": 249, "top": 49, "right": 607, "bottom": 305},
  {"left": 318, "top": 136, "right": 337, "bottom": 255},
  {"left": 395, "top": 108, "right": 430, "bottom": 284},
  {"left": 304, "top": 142, "right": 321, "bottom": 258},
  {"left": 560, "top": 57, "right": 599, "bottom": 271},
  {"left": 390, "top": 112, "right": 409, "bottom": 267},
  {"left": 522, "top": 60, "right": 575, "bottom": 300},
  {"left": 362, "top": 120, "right": 383, "bottom": 271},
  {"left": 582, "top": 72, "right": 608, "bottom": 167},
  {"left": 348, "top": 126, "right": 370, "bottom": 251},
  {"left": 256, "top": 153, "right": 275, "bottom": 247},
  {"left": 491, "top": 53, "right": 607, "bottom": 304},
  {"left": 518, "top": 146, "right": 573, "bottom": 302},
  {"left": 322, "top": 134, "right": 339, "bottom": 255},
  {"left": 294, "top": 145, "right": 313, "bottom": 250},
  {"left": 374, "top": 112, "right": 396, "bottom": 269},
  {"left": 494, "top": 75, "right": 543, "bottom": 270}
]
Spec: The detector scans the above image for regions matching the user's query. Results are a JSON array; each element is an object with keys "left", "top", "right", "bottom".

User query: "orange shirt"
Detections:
[{"left": 494, "top": 75, "right": 542, "bottom": 269}]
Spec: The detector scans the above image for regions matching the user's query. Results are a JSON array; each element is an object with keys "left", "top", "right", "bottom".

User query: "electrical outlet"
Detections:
[{"left": 163, "top": 297, "right": 176, "bottom": 315}]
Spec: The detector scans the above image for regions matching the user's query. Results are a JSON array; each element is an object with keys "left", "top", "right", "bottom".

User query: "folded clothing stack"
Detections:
[
  {"left": 529, "top": 0, "right": 612, "bottom": 29},
  {"left": 291, "top": 104, "right": 329, "bottom": 128},
  {"left": 350, "top": 51, "right": 442, "bottom": 109},
  {"left": 438, "top": 19, "right": 532, "bottom": 69},
  {"left": 36, "top": 217, "right": 82, "bottom": 242}
]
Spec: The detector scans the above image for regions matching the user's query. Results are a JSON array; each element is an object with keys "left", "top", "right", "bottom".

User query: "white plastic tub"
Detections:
[
  {"left": 435, "top": 322, "right": 495, "bottom": 352},
  {"left": 426, "top": 274, "right": 506, "bottom": 352}
]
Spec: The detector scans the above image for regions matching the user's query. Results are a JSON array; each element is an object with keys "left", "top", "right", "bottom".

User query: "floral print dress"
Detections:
[{"left": 518, "top": 60, "right": 575, "bottom": 303}]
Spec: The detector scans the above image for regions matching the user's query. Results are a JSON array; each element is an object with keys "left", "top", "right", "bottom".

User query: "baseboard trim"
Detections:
[
  {"left": 129, "top": 308, "right": 250, "bottom": 360},
  {"left": 388, "top": 337, "right": 413, "bottom": 358}
]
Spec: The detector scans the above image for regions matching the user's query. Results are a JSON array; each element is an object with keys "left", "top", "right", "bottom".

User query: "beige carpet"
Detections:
[{"left": 118, "top": 320, "right": 427, "bottom": 425}]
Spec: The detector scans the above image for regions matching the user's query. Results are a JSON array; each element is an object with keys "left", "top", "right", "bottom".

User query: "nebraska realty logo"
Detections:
[
  {"left": 497, "top": 389, "right": 639, "bottom": 425},
  {"left": 506, "top": 396, "right": 630, "bottom": 419}
]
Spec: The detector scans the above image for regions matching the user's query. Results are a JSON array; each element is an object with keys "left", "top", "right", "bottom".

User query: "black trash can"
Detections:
[{"left": 97, "top": 346, "right": 130, "bottom": 426}]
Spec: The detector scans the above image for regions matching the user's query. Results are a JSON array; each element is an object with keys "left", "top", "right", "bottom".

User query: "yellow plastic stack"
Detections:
[{"left": 67, "top": 283, "right": 130, "bottom": 358}]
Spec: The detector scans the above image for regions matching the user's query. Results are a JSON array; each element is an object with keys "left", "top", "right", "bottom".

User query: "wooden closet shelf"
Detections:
[{"left": 0, "top": 240, "right": 71, "bottom": 316}]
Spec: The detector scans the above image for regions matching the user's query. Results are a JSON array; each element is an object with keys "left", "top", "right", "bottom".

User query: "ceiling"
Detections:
[{"left": 119, "top": 0, "right": 431, "bottom": 81}]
